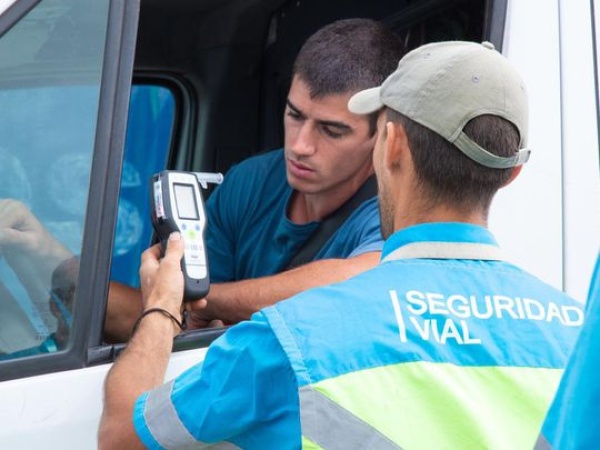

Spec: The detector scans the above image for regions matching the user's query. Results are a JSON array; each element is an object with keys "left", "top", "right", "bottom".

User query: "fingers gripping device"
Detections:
[{"left": 150, "top": 171, "right": 223, "bottom": 301}]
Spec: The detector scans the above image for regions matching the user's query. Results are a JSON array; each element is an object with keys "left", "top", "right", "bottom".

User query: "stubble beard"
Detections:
[{"left": 378, "top": 183, "right": 395, "bottom": 240}]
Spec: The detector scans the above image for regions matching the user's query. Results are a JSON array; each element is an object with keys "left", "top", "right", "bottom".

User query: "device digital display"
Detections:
[{"left": 174, "top": 183, "right": 199, "bottom": 220}]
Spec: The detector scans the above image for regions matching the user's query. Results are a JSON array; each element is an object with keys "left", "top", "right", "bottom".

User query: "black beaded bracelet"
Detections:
[{"left": 131, "top": 307, "right": 185, "bottom": 337}]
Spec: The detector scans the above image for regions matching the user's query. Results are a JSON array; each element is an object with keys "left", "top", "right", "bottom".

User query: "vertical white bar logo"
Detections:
[{"left": 389, "top": 290, "right": 407, "bottom": 343}]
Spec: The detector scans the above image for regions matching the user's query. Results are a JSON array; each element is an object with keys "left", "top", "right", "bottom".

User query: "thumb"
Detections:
[{"left": 163, "top": 232, "right": 185, "bottom": 265}]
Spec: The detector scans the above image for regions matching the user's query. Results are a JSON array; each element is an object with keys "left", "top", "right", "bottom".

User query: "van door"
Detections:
[{"left": 0, "top": 0, "right": 138, "bottom": 447}]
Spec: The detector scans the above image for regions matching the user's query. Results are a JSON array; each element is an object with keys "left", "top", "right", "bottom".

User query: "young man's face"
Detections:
[{"left": 283, "top": 76, "right": 376, "bottom": 198}]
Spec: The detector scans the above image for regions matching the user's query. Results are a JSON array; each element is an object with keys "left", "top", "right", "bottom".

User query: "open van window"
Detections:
[{"left": 111, "top": 83, "right": 175, "bottom": 288}]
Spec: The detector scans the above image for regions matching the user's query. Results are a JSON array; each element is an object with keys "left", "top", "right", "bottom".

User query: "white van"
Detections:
[{"left": 0, "top": 0, "right": 598, "bottom": 448}]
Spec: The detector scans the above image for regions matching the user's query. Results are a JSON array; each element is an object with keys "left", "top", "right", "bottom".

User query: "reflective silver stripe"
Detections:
[
  {"left": 144, "top": 379, "right": 241, "bottom": 450},
  {"left": 534, "top": 434, "right": 552, "bottom": 450},
  {"left": 299, "top": 386, "right": 402, "bottom": 450},
  {"left": 381, "top": 241, "right": 505, "bottom": 263},
  {"left": 204, "top": 442, "right": 241, "bottom": 449}
]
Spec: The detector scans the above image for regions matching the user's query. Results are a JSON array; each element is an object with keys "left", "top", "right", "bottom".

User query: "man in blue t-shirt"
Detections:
[{"left": 103, "top": 18, "right": 405, "bottom": 334}]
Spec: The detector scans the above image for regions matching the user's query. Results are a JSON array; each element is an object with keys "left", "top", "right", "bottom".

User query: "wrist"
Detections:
[{"left": 131, "top": 307, "right": 185, "bottom": 338}]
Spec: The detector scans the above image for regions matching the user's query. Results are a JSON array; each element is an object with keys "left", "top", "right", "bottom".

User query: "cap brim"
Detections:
[{"left": 348, "top": 87, "right": 383, "bottom": 114}]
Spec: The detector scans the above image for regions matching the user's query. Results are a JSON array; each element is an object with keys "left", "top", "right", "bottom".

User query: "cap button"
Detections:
[{"left": 481, "top": 41, "right": 495, "bottom": 50}]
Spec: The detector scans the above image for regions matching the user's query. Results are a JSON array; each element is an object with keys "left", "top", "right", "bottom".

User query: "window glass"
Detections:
[
  {"left": 110, "top": 84, "right": 175, "bottom": 287},
  {"left": 0, "top": 0, "right": 109, "bottom": 359}
]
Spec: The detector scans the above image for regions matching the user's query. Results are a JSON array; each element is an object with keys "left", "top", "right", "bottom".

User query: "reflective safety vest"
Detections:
[
  {"left": 136, "top": 224, "right": 582, "bottom": 449},
  {"left": 296, "top": 359, "right": 562, "bottom": 449},
  {"left": 264, "top": 227, "right": 582, "bottom": 449}
]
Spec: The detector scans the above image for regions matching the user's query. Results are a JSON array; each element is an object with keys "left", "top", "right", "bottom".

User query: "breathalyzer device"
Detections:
[{"left": 150, "top": 170, "right": 222, "bottom": 302}]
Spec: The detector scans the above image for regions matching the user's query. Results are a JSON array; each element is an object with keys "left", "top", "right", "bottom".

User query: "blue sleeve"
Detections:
[
  {"left": 133, "top": 313, "right": 300, "bottom": 449},
  {"left": 539, "top": 253, "right": 600, "bottom": 447},
  {"left": 318, "top": 197, "right": 384, "bottom": 260},
  {"left": 586, "top": 254, "right": 600, "bottom": 311},
  {"left": 341, "top": 197, "right": 384, "bottom": 258},
  {"left": 347, "top": 214, "right": 384, "bottom": 257}
]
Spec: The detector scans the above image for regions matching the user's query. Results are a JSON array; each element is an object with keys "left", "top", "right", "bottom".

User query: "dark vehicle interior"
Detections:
[
  {"left": 112, "top": 0, "right": 504, "bottom": 351},
  {"left": 134, "top": 0, "right": 500, "bottom": 174}
]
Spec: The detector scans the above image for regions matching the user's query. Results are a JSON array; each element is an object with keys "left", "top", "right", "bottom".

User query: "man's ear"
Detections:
[
  {"left": 384, "top": 121, "right": 409, "bottom": 170},
  {"left": 502, "top": 165, "right": 523, "bottom": 187}
]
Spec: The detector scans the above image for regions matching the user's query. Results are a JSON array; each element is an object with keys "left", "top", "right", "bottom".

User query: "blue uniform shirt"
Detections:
[
  {"left": 205, "top": 149, "right": 383, "bottom": 282},
  {"left": 133, "top": 316, "right": 299, "bottom": 449},
  {"left": 134, "top": 223, "right": 582, "bottom": 449}
]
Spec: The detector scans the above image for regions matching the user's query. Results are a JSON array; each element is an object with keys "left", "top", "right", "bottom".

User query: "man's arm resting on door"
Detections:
[
  {"left": 187, "top": 251, "right": 380, "bottom": 326},
  {"left": 103, "top": 281, "right": 143, "bottom": 343}
]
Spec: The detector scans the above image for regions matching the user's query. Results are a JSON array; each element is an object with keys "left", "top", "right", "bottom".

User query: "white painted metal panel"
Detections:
[
  {"left": 494, "top": 0, "right": 600, "bottom": 302},
  {"left": 491, "top": 1, "right": 566, "bottom": 295},
  {"left": 560, "top": 0, "right": 600, "bottom": 301},
  {"left": 0, "top": 348, "right": 206, "bottom": 450}
]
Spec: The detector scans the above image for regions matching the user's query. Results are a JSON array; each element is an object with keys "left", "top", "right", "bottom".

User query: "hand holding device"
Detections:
[{"left": 150, "top": 171, "right": 220, "bottom": 302}]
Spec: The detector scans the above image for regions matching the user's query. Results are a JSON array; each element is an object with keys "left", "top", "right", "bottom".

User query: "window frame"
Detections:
[
  {"left": 0, "top": 0, "right": 38, "bottom": 36},
  {"left": 0, "top": 0, "right": 140, "bottom": 382}
]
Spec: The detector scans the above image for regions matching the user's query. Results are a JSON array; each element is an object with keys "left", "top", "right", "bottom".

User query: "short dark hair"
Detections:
[
  {"left": 293, "top": 19, "right": 405, "bottom": 135},
  {"left": 387, "top": 109, "right": 520, "bottom": 214}
]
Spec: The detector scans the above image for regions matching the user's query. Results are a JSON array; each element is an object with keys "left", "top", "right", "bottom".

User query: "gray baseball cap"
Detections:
[{"left": 348, "top": 41, "right": 531, "bottom": 169}]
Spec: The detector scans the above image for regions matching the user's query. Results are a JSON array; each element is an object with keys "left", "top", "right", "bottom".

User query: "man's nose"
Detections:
[{"left": 290, "top": 123, "right": 316, "bottom": 156}]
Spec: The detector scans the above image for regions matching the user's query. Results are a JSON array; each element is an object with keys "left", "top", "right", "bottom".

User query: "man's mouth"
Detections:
[{"left": 287, "top": 158, "right": 315, "bottom": 178}]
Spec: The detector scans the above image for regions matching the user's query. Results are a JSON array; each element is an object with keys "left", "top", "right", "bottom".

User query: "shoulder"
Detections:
[
  {"left": 134, "top": 313, "right": 300, "bottom": 447},
  {"left": 346, "top": 196, "right": 380, "bottom": 223},
  {"left": 265, "top": 268, "right": 381, "bottom": 333},
  {"left": 208, "top": 149, "right": 286, "bottom": 206},
  {"left": 502, "top": 261, "right": 582, "bottom": 305},
  {"left": 261, "top": 269, "right": 388, "bottom": 385},
  {"left": 215, "top": 148, "right": 286, "bottom": 197},
  {"left": 320, "top": 197, "right": 383, "bottom": 257}
]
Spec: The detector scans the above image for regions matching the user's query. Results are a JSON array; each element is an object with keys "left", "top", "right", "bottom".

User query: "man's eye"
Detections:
[
  {"left": 322, "top": 127, "right": 343, "bottom": 139},
  {"left": 286, "top": 110, "right": 302, "bottom": 120}
]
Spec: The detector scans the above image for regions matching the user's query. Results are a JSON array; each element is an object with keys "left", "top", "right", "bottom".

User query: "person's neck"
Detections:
[
  {"left": 394, "top": 197, "right": 488, "bottom": 231},
  {"left": 288, "top": 171, "right": 373, "bottom": 224}
]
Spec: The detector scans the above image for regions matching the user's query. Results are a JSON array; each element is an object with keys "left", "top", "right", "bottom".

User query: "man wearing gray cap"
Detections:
[{"left": 100, "top": 41, "right": 583, "bottom": 449}]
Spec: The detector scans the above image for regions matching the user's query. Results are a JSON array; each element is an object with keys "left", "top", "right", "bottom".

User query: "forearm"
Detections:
[
  {"left": 100, "top": 233, "right": 186, "bottom": 449},
  {"left": 99, "top": 312, "right": 177, "bottom": 449},
  {"left": 103, "top": 282, "right": 143, "bottom": 343},
  {"left": 204, "top": 251, "right": 380, "bottom": 323}
]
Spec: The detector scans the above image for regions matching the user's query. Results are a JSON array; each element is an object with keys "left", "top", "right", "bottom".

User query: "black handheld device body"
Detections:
[{"left": 150, "top": 170, "right": 210, "bottom": 301}]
